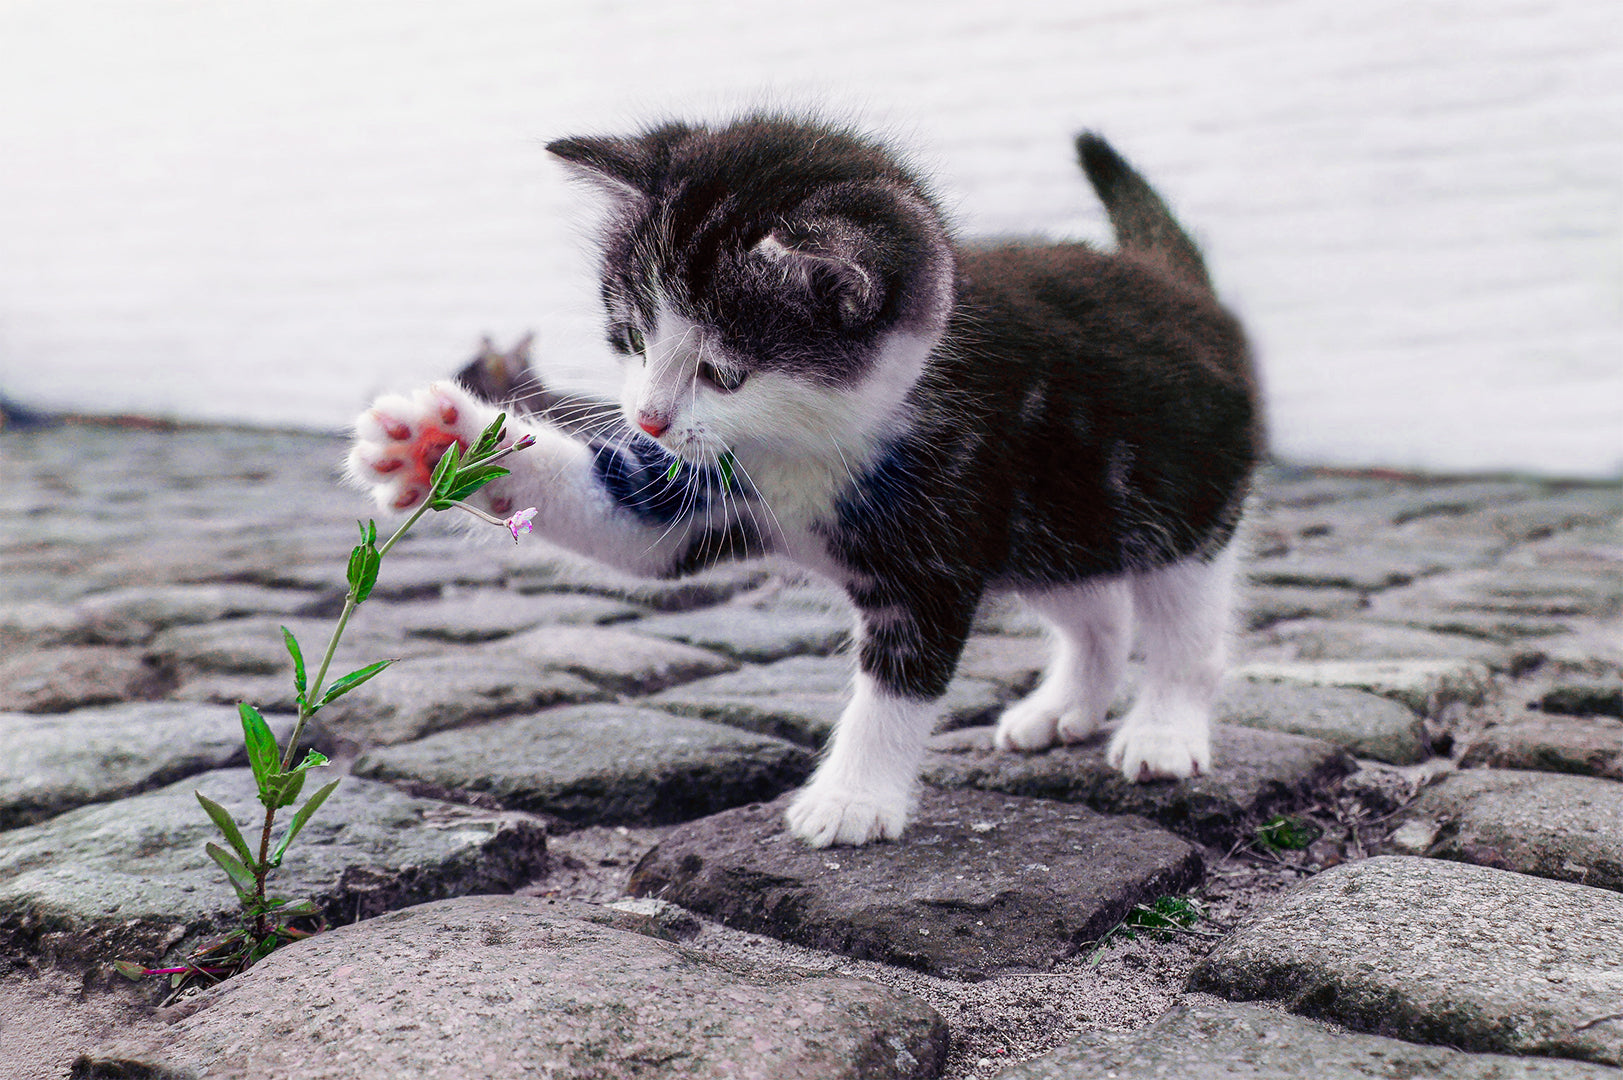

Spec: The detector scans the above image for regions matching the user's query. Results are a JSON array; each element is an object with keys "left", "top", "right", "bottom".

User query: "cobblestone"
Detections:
[{"left": 2, "top": 426, "right": 1619, "bottom": 1079}]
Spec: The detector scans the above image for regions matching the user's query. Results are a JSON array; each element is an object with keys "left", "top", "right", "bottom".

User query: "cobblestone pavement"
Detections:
[{"left": 3, "top": 423, "right": 1621, "bottom": 1079}]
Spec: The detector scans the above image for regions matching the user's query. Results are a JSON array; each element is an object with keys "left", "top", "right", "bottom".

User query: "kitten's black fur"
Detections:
[{"left": 546, "top": 116, "right": 1261, "bottom": 700}]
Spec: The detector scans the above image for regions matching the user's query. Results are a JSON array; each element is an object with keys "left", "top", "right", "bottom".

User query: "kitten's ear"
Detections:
[
  {"left": 753, "top": 222, "right": 883, "bottom": 328},
  {"left": 546, "top": 136, "right": 651, "bottom": 200},
  {"left": 547, "top": 123, "right": 691, "bottom": 202}
]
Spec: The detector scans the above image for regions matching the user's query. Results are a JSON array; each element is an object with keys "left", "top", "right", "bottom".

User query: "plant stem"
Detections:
[
  {"left": 277, "top": 502, "right": 428, "bottom": 771},
  {"left": 254, "top": 803, "right": 275, "bottom": 935}
]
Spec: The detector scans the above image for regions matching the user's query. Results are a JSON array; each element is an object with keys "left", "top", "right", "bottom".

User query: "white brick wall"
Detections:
[{"left": 0, "top": 0, "right": 1618, "bottom": 475}]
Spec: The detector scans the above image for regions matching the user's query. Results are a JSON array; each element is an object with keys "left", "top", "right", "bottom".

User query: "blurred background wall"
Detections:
[{"left": 0, "top": 0, "right": 1618, "bottom": 476}]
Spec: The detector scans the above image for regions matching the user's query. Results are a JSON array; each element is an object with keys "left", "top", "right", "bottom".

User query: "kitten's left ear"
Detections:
[{"left": 752, "top": 221, "right": 883, "bottom": 328}]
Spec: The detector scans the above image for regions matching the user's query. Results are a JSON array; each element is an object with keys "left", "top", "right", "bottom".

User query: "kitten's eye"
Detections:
[
  {"left": 618, "top": 326, "right": 646, "bottom": 358},
  {"left": 698, "top": 360, "right": 748, "bottom": 393}
]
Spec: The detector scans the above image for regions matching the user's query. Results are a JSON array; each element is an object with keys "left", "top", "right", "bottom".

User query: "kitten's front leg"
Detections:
[
  {"left": 784, "top": 673, "right": 938, "bottom": 847},
  {"left": 786, "top": 589, "right": 980, "bottom": 847},
  {"left": 348, "top": 381, "right": 727, "bottom": 577}
]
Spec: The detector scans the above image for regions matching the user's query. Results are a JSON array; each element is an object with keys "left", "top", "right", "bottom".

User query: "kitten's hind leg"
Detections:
[
  {"left": 1109, "top": 544, "right": 1239, "bottom": 781},
  {"left": 994, "top": 579, "right": 1133, "bottom": 751}
]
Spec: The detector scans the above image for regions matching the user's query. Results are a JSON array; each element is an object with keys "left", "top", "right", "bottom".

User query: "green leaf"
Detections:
[
  {"left": 238, "top": 703, "right": 280, "bottom": 796},
  {"left": 206, "top": 841, "right": 257, "bottom": 903},
  {"left": 666, "top": 458, "right": 681, "bottom": 482},
  {"left": 263, "top": 767, "right": 307, "bottom": 810},
  {"left": 280, "top": 626, "right": 307, "bottom": 702},
  {"left": 355, "top": 545, "right": 381, "bottom": 603},
  {"left": 114, "top": 960, "right": 148, "bottom": 981},
  {"left": 270, "top": 897, "right": 318, "bottom": 918},
  {"left": 428, "top": 440, "right": 462, "bottom": 501},
  {"left": 717, "top": 449, "right": 736, "bottom": 489},
  {"left": 318, "top": 659, "right": 393, "bottom": 706},
  {"left": 366, "top": 518, "right": 377, "bottom": 546},
  {"left": 271, "top": 778, "right": 340, "bottom": 866},
  {"left": 195, "top": 791, "right": 256, "bottom": 870},
  {"left": 347, "top": 543, "right": 366, "bottom": 590},
  {"left": 468, "top": 412, "right": 507, "bottom": 462},
  {"left": 247, "top": 934, "right": 280, "bottom": 966},
  {"left": 443, "top": 467, "right": 511, "bottom": 505}
]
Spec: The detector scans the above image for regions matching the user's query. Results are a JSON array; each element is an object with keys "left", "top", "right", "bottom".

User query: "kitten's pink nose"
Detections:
[{"left": 637, "top": 411, "right": 669, "bottom": 438}]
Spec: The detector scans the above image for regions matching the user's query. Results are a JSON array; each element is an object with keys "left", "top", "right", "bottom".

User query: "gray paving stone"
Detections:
[
  {"left": 1395, "top": 769, "right": 1623, "bottom": 892},
  {"left": 1462, "top": 488, "right": 1623, "bottom": 544},
  {"left": 73, "top": 584, "right": 313, "bottom": 645},
  {"left": 1247, "top": 552, "right": 1430, "bottom": 592},
  {"left": 1541, "top": 679, "right": 1623, "bottom": 719},
  {"left": 1234, "top": 657, "right": 1494, "bottom": 715},
  {"left": 0, "top": 600, "right": 97, "bottom": 652},
  {"left": 922, "top": 724, "right": 1354, "bottom": 846},
  {"left": 0, "top": 702, "right": 289, "bottom": 830},
  {"left": 1241, "top": 583, "right": 1367, "bottom": 631},
  {"left": 0, "top": 645, "right": 171, "bottom": 713},
  {"left": 168, "top": 672, "right": 301, "bottom": 714},
  {"left": 0, "top": 768, "right": 547, "bottom": 966},
  {"left": 646, "top": 654, "right": 1006, "bottom": 747},
  {"left": 1373, "top": 566, "right": 1621, "bottom": 620},
  {"left": 1253, "top": 617, "right": 1527, "bottom": 670},
  {"left": 1217, "top": 679, "right": 1429, "bottom": 765},
  {"left": 508, "top": 551, "right": 772, "bottom": 611},
  {"left": 352, "top": 703, "right": 814, "bottom": 827},
  {"left": 483, "top": 624, "right": 738, "bottom": 693},
  {"left": 378, "top": 589, "right": 642, "bottom": 643},
  {"left": 954, "top": 634, "right": 1047, "bottom": 697},
  {"left": 146, "top": 616, "right": 423, "bottom": 678},
  {"left": 630, "top": 603, "right": 852, "bottom": 662},
  {"left": 1460, "top": 715, "right": 1623, "bottom": 780},
  {"left": 309, "top": 653, "right": 608, "bottom": 748},
  {"left": 1189, "top": 856, "right": 1623, "bottom": 1066},
  {"left": 80, "top": 894, "right": 946, "bottom": 1080},
  {"left": 995, "top": 999, "right": 1623, "bottom": 1080},
  {"left": 630, "top": 788, "right": 1203, "bottom": 980}
]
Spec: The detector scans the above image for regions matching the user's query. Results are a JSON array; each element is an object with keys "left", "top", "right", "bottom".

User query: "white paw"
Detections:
[
  {"left": 1107, "top": 711, "right": 1211, "bottom": 782},
  {"left": 993, "top": 695, "right": 1061, "bottom": 751},
  {"left": 347, "top": 382, "right": 507, "bottom": 513},
  {"left": 785, "top": 782, "right": 911, "bottom": 848},
  {"left": 994, "top": 694, "right": 1104, "bottom": 752}
]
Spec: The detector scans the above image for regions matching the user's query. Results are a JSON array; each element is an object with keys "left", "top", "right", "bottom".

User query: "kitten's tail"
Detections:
[{"left": 1076, "top": 133, "right": 1212, "bottom": 292}]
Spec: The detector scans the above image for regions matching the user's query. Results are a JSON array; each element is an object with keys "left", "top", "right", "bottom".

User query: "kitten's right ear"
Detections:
[{"left": 546, "top": 136, "right": 651, "bottom": 201}]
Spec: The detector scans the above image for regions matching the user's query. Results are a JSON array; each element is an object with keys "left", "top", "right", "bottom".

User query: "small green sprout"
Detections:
[
  {"left": 1087, "top": 896, "right": 1214, "bottom": 967},
  {"left": 1254, "top": 814, "right": 1323, "bottom": 853}
]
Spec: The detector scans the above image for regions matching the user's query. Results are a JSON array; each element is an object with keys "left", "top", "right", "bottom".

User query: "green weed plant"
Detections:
[{"left": 117, "top": 414, "right": 534, "bottom": 992}]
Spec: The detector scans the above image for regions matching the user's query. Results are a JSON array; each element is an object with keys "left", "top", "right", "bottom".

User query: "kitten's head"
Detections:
[{"left": 547, "top": 114, "right": 955, "bottom": 465}]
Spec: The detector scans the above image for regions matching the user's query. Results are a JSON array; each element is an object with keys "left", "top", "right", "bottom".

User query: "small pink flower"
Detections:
[{"left": 505, "top": 507, "right": 537, "bottom": 542}]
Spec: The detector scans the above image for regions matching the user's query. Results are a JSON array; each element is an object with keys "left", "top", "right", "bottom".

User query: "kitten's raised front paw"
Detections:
[
  {"left": 785, "top": 782, "right": 910, "bottom": 848},
  {"left": 1107, "top": 712, "right": 1211, "bottom": 782},
  {"left": 347, "top": 382, "right": 507, "bottom": 513}
]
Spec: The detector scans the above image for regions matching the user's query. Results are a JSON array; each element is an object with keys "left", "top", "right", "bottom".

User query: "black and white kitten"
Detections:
[{"left": 349, "top": 114, "right": 1262, "bottom": 848}]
